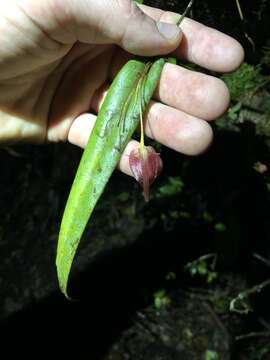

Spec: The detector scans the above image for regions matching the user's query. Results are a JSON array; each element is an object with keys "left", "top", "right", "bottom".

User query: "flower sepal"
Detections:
[{"left": 129, "top": 145, "right": 162, "bottom": 202}]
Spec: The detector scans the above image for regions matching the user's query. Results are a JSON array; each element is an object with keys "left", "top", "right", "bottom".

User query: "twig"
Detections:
[
  {"left": 253, "top": 253, "right": 270, "bottom": 268},
  {"left": 235, "top": 0, "right": 244, "bottom": 20},
  {"left": 185, "top": 253, "right": 217, "bottom": 271},
  {"left": 236, "top": 331, "right": 270, "bottom": 341},
  {"left": 230, "top": 278, "right": 270, "bottom": 314},
  {"left": 235, "top": 0, "right": 255, "bottom": 50},
  {"left": 177, "top": 0, "right": 194, "bottom": 26}
]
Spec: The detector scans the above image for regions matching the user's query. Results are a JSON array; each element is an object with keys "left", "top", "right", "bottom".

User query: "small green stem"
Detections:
[
  {"left": 235, "top": 0, "right": 244, "bottom": 21},
  {"left": 176, "top": 0, "right": 194, "bottom": 27},
  {"left": 139, "top": 100, "right": 145, "bottom": 153}
]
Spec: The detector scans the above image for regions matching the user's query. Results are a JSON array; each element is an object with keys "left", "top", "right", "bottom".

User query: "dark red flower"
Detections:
[{"left": 129, "top": 145, "right": 162, "bottom": 202}]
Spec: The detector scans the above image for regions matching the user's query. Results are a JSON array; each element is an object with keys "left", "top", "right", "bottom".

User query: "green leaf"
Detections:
[
  {"left": 166, "top": 57, "right": 177, "bottom": 65},
  {"left": 56, "top": 59, "right": 165, "bottom": 297}
]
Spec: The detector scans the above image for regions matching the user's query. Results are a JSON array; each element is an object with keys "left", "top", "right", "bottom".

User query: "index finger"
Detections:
[{"left": 140, "top": 4, "right": 244, "bottom": 73}]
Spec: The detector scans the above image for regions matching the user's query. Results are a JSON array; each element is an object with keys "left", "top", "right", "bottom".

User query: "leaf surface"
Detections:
[{"left": 56, "top": 58, "right": 165, "bottom": 297}]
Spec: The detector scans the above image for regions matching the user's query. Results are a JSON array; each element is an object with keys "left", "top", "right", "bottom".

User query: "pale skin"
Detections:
[{"left": 0, "top": 0, "right": 244, "bottom": 176}]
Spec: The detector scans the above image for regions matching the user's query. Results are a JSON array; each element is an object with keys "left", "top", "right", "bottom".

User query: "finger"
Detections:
[
  {"left": 139, "top": 5, "right": 244, "bottom": 72},
  {"left": 67, "top": 112, "right": 138, "bottom": 176},
  {"left": 22, "top": 0, "right": 182, "bottom": 56},
  {"left": 91, "top": 87, "right": 213, "bottom": 155},
  {"left": 108, "top": 59, "right": 230, "bottom": 121},
  {"left": 144, "top": 101, "right": 213, "bottom": 155},
  {"left": 70, "top": 0, "right": 182, "bottom": 56},
  {"left": 155, "top": 62, "right": 230, "bottom": 121}
]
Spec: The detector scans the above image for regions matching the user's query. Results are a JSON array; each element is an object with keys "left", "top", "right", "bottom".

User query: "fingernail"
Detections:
[{"left": 156, "top": 21, "right": 181, "bottom": 40}]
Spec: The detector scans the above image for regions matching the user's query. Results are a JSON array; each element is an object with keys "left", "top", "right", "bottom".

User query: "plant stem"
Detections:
[{"left": 177, "top": 0, "right": 194, "bottom": 27}]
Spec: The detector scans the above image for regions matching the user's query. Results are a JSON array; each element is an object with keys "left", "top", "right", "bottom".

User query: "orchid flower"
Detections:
[{"left": 129, "top": 103, "right": 162, "bottom": 201}]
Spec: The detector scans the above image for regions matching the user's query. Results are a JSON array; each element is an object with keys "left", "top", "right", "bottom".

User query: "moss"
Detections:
[{"left": 222, "top": 63, "right": 265, "bottom": 100}]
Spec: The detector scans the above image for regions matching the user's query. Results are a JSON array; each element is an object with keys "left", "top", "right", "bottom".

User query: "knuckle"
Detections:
[
  {"left": 114, "top": 0, "right": 139, "bottom": 17},
  {"left": 112, "top": 0, "right": 144, "bottom": 45}
]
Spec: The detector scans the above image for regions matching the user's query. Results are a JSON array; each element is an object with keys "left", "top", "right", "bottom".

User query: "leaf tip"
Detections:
[{"left": 56, "top": 252, "right": 72, "bottom": 299}]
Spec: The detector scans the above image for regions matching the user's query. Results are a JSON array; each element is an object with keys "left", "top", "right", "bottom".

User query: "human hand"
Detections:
[{"left": 0, "top": 0, "right": 244, "bottom": 176}]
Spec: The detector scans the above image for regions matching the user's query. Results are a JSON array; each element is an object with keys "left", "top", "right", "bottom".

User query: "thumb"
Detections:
[{"left": 62, "top": 0, "right": 182, "bottom": 56}]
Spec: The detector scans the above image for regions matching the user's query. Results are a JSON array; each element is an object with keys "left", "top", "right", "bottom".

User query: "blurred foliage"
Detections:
[
  {"left": 153, "top": 289, "right": 171, "bottom": 309},
  {"left": 205, "top": 350, "right": 220, "bottom": 360},
  {"left": 185, "top": 254, "right": 218, "bottom": 284},
  {"left": 155, "top": 176, "right": 184, "bottom": 198}
]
